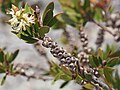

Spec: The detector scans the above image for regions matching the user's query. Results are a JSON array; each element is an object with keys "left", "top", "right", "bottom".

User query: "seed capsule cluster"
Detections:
[
  {"left": 78, "top": 51, "right": 89, "bottom": 63},
  {"left": 96, "top": 29, "right": 105, "bottom": 49},
  {"left": 78, "top": 30, "right": 91, "bottom": 64},
  {"left": 105, "top": 13, "right": 120, "bottom": 42},
  {"left": 79, "top": 66, "right": 100, "bottom": 78},
  {"left": 92, "top": 68, "right": 100, "bottom": 78},
  {"left": 42, "top": 37, "right": 79, "bottom": 72},
  {"left": 79, "top": 30, "right": 88, "bottom": 50},
  {"left": 80, "top": 67, "right": 102, "bottom": 89},
  {"left": 42, "top": 36, "right": 102, "bottom": 88},
  {"left": 113, "top": 30, "right": 120, "bottom": 42}
]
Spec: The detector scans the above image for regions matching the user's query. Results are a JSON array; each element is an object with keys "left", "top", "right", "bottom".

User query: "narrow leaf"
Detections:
[
  {"left": 61, "top": 65, "right": 72, "bottom": 76},
  {"left": 46, "top": 13, "right": 62, "bottom": 27},
  {"left": 9, "top": 50, "right": 19, "bottom": 63},
  {"left": 43, "top": 9, "right": 53, "bottom": 26},
  {"left": 107, "top": 58, "right": 120, "bottom": 67},
  {"left": 103, "top": 67, "right": 114, "bottom": 84},
  {"left": 61, "top": 13, "right": 76, "bottom": 27},
  {"left": 42, "top": 2, "right": 54, "bottom": 21},
  {"left": 0, "top": 64, "right": 5, "bottom": 73},
  {"left": 20, "top": 34, "right": 38, "bottom": 44},
  {"left": 83, "top": 0, "right": 90, "bottom": 9},
  {"left": 0, "top": 49, "right": 4, "bottom": 63},
  {"left": 109, "top": 50, "right": 120, "bottom": 58},
  {"left": 12, "top": 50, "right": 19, "bottom": 60},
  {"left": 89, "top": 55, "right": 97, "bottom": 67},
  {"left": 1, "top": 75, "right": 7, "bottom": 85},
  {"left": 25, "top": 3, "right": 31, "bottom": 14},
  {"left": 60, "top": 81, "right": 69, "bottom": 88}
]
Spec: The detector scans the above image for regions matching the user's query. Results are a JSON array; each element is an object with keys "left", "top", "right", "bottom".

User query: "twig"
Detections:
[
  {"left": 92, "top": 76, "right": 111, "bottom": 90},
  {"left": 15, "top": 71, "right": 52, "bottom": 81},
  {"left": 95, "top": 29, "right": 105, "bottom": 49},
  {"left": 101, "top": 75, "right": 113, "bottom": 90},
  {"left": 34, "top": 42, "right": 51, "bottom": 65},
  {"left": 14, "top": 63, "right": 51, "bottom": 81},
  {"left": 14, "top": 63, "right": 49, "bottom": 72},
  {"left": 92, "top": 19, "right": 114, "bottom": 36},
  {"left": 40, "top": 36, "right": 112, "bottom": 89},
  {"left": 63, "top": 28, "right": 74, "bottom": 46}
]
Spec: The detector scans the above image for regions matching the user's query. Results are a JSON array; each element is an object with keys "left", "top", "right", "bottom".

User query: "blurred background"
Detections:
[{"left": 0, "top": 0, "right": 120, "bottom": 90}]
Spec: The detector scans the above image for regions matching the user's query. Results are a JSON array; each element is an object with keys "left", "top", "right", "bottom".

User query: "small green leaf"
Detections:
[
  {"left": 42, "top": 2, "right": 54, "bottom": 21},
  {"left": 84, "top": 73, "right": 92, "bottom": 81},
  {"left": 43, "top": 9, "right": 53, "bottom": 26},
  {"left": 20, "top": 34, "right": 38, "bottom": 44},
  {"left": 61, "top": 65, "right": 72, "bottom": 76},
  {"left": 26, "top": 26, "right": 33, "bottom": 36},
  {"left": 6, "top": 52, "right": 11, "bottom": 62},
  {"left": 75, "top": 75, "right": 82, "bottom": 84},
  {"left": 12, "top": 50, "right": 19, "bottom": 61},
  {"left": 38, "top": 26, "right": 50, "bottom": 38},
  {"left": 10, "top": 64, "right": 14, "bottom": 73},
  {"left": 0, "top": 49, "right": 4, "bottom": 63},
  {"left": 11, "top": 31, "right": 19, "bottom": 35},
  {"left": 33, "top": 21, "right": 40, "bottom": 33},
  {"left": 1, "top": 75, "right": 7, "bottom": 85},
  {"left": 25, "top": 3, "right": 31, "bottom": 14},
  {"left": 97, "top": 48, "right": 103, "bottom": 58},
  {"left": 89, "top": 55, "right": 97, "bottom": 67},
  {"left": 60, "top": 81, "right": 69, "bottom": 88},
  {"left": 92, "top": 56, "right": 101, "bottom": 67},
  {"left": 71, "top": 0, "right": 80, "bottom": 11},
  {"left": 21, "top": 30, "right": 31, "bottom": 37},
  {"left": 103, "top": 67, "right": 114, "bottom": 84},
  {"left": 47, "top": 13, "right": 62, "bottom": 27},
  {"left": 98, "top": 57, "right": 102, "bottom": 65},
  {"left": 52, "top": 21, "right": 66, "bottom": 29},
  {"left": 60, "top": 74, "right": 71, "bottom": 81},
  {"left": 61, "top": 13, "right": 76, "bottom": 27},
  {"left": 50, "top": 61, "right": 61, "bottom": 76},
  {"left": 54, "top": 72, "right": 62, "bottom": 82},
  {"left": 83, "top": 0, "right": 90, "bottom": 9},
  {"left": 58, "top": 0, "right": 74, "bottom": 8},
  {"left": 107, "top": 58, "right": 120, "bottom": 67},
  {"left": 106, "top": 45, "right": 116, "bottom": 55},
  {"left": 8, "top": 50, "right": 19, "bottom": 63},
  {"left": 94, "top": 8, "right": 103, "bottom": 22},
  {"left": 0, "top": 64, "right": 5, "bottom": 73},
  {"left": 109, "top": 50, "right": 120, "bottom": 58}
]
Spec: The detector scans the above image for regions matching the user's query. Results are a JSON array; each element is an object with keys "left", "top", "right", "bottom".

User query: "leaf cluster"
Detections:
[
  {"left": 57, "top": 0, "right": 106, "bottom": 28},
  {"left": 0, "top": 48, "right": 19, "bottom": 85}
]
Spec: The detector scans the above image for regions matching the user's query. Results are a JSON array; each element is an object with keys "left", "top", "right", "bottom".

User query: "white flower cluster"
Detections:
[{"left": 7, "top": 5, "right": 35, "bottom": 32}]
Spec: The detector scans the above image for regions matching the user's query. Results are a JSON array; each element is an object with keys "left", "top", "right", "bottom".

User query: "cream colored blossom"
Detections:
[
  {"left": 22, "top": 13, "right": 35, "bottom": 26},
  {"left": 7, "top": 5, "right": 35, "bottom": 32}
]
